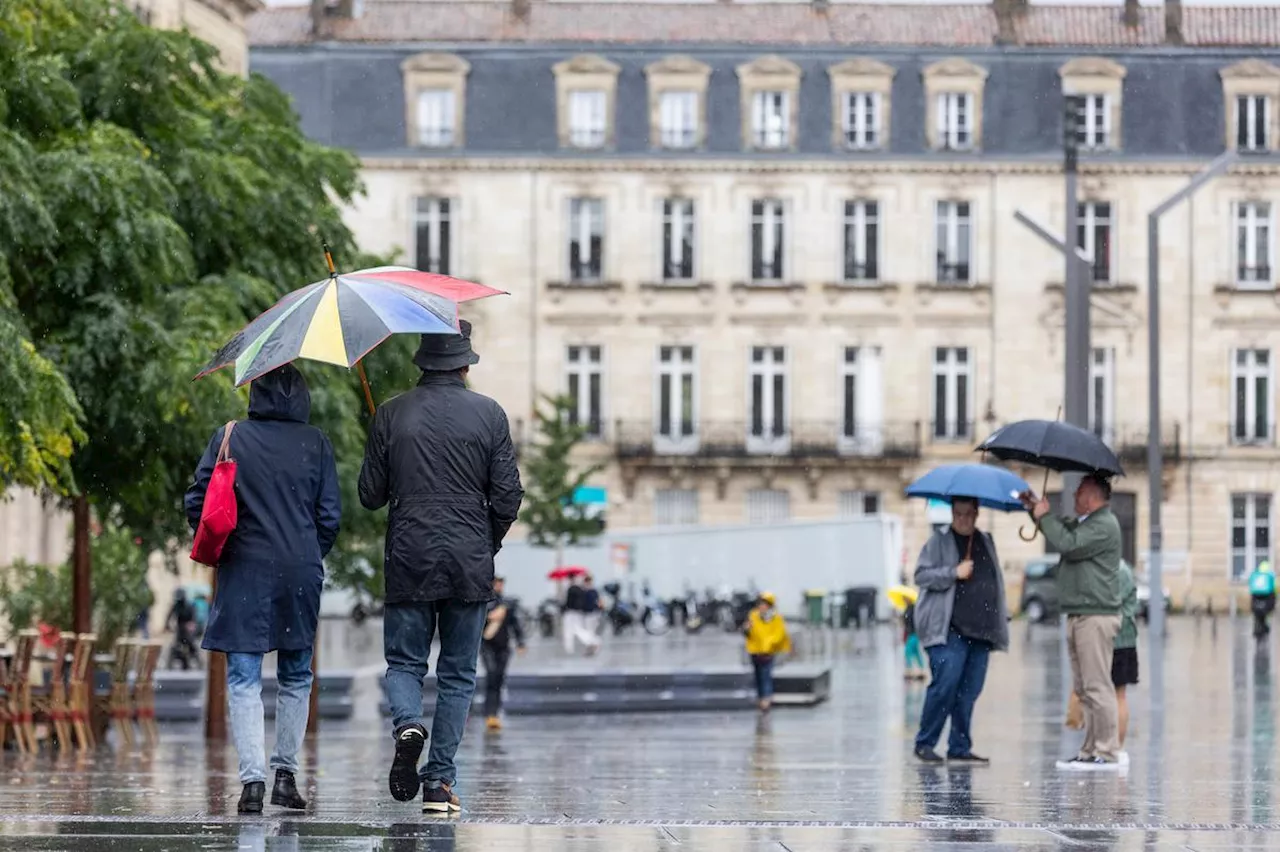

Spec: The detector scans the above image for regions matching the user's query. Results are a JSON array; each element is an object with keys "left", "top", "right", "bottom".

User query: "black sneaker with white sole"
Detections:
[
  {"left": 423, "top": 781, "right": 461, "bottom": 814},
  {"left": 389, "top": 725, "right": 426, "bottom": 802},
  {"left": 914, "top": 746, "right": 945, "bottom": 764}
]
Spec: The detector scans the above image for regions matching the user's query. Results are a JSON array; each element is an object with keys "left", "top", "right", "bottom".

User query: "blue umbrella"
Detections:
[{"left": 905, "top": 464, "right": 1031, "bottom": 513}]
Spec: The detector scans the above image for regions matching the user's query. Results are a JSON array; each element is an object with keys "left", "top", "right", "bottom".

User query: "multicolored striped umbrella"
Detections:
[{"left": 196, "top": 266, "right": 501, "bottom": 388}]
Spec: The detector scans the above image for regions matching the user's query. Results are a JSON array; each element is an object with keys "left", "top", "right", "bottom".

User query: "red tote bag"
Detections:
[{"left": 189, "top": 421, "right": 238, "bottom": 567}]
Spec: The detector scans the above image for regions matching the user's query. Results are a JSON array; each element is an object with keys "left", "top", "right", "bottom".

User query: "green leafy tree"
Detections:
[
  {"left": 518, "top": 395, "right": 605, "bottom": 567},
  {"left": 0, "top": 0, "right": 416, "bottom": 606}
]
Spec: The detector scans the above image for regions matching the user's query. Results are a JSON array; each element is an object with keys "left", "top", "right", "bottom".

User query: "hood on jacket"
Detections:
[{"left": 248, "top": 363, "right": 311, "bottom": 423}]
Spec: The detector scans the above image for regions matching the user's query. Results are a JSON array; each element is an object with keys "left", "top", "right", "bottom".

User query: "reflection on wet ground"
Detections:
[{"left": 2, "top": 617, "right": 1279, "bottom": 850}]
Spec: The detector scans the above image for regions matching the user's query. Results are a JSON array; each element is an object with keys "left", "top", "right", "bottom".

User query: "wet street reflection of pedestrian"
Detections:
[
  {"left": 360, "top": 322, "right": 524, "bottom": 815},
  {"left": 482, "top": 576, "right": 526, "bottom": 731},
  {"left": 185, "top": 364, "right": 341, "bottom": 815}
]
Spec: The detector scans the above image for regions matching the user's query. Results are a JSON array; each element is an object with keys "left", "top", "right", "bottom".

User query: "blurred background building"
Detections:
[{"left": 243, "top": 0, "right": 1280, "bottom": 603}]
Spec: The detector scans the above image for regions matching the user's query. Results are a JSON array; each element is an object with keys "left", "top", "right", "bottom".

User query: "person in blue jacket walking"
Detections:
[{"left": 1249, "top": 560, "right": 1276, "bottom": 638}]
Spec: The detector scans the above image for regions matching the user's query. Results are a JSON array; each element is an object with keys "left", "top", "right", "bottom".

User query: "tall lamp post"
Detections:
[
  {"left": 1145, "top": 149, "right": 1238, "bottom": 709},
  {"left": 1061, "top": 94, "right": 1089, "bottom": 510}
]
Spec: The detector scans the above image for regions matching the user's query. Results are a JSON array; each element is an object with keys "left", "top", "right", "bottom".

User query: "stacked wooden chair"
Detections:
[
  {"left": 4, "top": 631, "right": 38, "bottom": 753},
  {"left": 30, "top": 632, "right": 75, "bottom": 750},
  {"left": 131, "top": 642, "right": 162, "bottom": 745},
  {"left": 102, "top": 638, "right": 137, "bottom": 748},
  {"left": 66, "top": 633, "right": 97, "bottom": 751}
]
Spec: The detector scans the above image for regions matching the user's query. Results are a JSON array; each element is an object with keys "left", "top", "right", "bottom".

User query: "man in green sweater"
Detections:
[{"left": 1025, "top": 473, "right": 1124, "bottom": 769}]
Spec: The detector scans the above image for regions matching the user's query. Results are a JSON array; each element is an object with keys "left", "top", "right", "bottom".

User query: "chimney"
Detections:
[
  {"left": 512, "top": 0, "right": 530, "bottom": 20},
  {"left": 1165, "top": 0, "right": 1184, "bottom": 45},
  {"left": 993, "top": 0, "right": 1028, "bottom": 46},
  {"left": 1122, "top": 0, "right": 1139, "bottom": 28}
]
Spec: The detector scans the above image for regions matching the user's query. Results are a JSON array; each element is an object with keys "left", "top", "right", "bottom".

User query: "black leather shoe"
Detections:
[
  {"left": 271, "top": 769, "right": 307, "bottom": 810},
  {"left": 914, "top": 746, "right": 944, "bottom": 764},
  {"left": 238, "top": 781, "right": 265, "bottom": 814}
]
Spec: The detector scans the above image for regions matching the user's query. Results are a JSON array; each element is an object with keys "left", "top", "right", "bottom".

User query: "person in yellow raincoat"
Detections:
[{"left": 744, "top": 592, "right": 792, "bottom": 712}]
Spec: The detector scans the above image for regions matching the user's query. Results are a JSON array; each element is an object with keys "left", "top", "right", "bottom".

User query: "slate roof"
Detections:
[
  {"left": 250, "top": 43, "right": 1277, "bottom": 159},
  {"left": 248, "top": 3, "right": 1280, "bottom": 48}
]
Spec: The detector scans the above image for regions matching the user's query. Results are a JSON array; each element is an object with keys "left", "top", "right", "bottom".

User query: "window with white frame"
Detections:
[
  {"left": 413, "top": 197, "right": 453, "bottom": 275},
  {"left": 748, "top": 346, "right": 788, "bottom": 452},
  {"left": 565, "top": 345, "right": 603, "bottom": 438},
  {"left": 567, "top": 198, "right": 604, "bottom": 283},
  {"left": 746, "top": 488, "right": 791, "bottom": 524},
  {"left": 935, "top": 92, "right": 973, "bottom": 151},
  {"left": 932, "top": 346, "right": 972, "bottom": 441},
  {"left": 415, "top": 89, "right": 456, "bottom": 147},
  {"left": 839, "top": 345, "right": 884, "bottom": 454},
  {"left": 655, "top": 344, "right": 697, "bottom": 452},
  {"left": 843, "top": 200, "right": 879, "bottom": 282},
  {"left": 1237, "top": 95, "right": 1271, "bottom": 152},
  {"left": 662, "top": 198, "right": 696, "bottom": 282},
  {"left": 568, "top": 90, "right": 608, "bottom": 148},
  {"left": 750, "top": 199, "right": 786, "bottom": 283},
  {"left": 1232, "top": 493, "right": 1272, "bottom": 582},
  {"left": 838, "top": 490, "right": 882, "bottom": 517},
  {"left": 1232, "top": 348, "right": 1273, "bottom": 445},
  {"left": 842, "top": 92, "right": 880, "bottom": 150},
  {"left": 1237, "top": 202, "right": 1272, "bottom": 287},
  {"left": 1074, "top": 94, "right": 1111, "bottom": 149},
  {"left": 1089, "top": 347, "right": 1115, "bottom": 446},
  {"left": 659, "top": 91, "right": 699, "bottom": 149},
  {"left": 751, "top": 90, "right": 790, "bottom": 149},
  {"left": 654, "top": 488, "right": 700, "bottom": 525},
  {"left": 935, "top": 201, "right": 972, "bottom": 284},
  {"left": 1077, "top": 201, "right": 1114, "bottom": 284}
]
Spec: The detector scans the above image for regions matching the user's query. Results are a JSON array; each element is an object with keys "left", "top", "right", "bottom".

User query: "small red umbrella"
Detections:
[{"left": 547, "top": 566, "right": 587, "bottom": 581}]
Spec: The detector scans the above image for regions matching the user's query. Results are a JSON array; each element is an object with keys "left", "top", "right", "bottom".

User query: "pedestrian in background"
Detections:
[
  {"left": 185, "top": 364, "right": 341, "bottom": 815},
  {"left": 482, "top": 576, "right": 526, "bottom": 731},
  {"left": 562, "top": 575, "right": 602, "bottom": 656},
  {"left": 359, "top": 321, "right": 524, "bottom": 815},
  {"left": 1026, "top": 474, "right": 1124, "bottom": 770},
  {"left": 1111, "top": 559, "right": 1139, "bottom": 762},
  {"left": 1250, "top": 560, "right": 1276, "bottom": 639},
  {"left": 744, "top": 592, "right": 791, "bottom": 713},
  {"left": 902, "top": 600, "right": 927, "bottom": 682}
]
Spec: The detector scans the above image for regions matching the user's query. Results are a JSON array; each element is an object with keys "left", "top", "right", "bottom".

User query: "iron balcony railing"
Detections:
[{"left": 613, "top": 420, "right": 923, "bottom": 461}]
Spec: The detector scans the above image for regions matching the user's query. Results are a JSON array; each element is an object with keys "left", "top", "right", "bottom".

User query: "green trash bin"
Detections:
[{"left": 804, "top": 590, "right": 827, "bottom": 626}]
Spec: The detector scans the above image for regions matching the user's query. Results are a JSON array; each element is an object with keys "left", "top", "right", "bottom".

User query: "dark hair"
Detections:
[
  {"left": 494, "top": 576, "right": 505, "bottom": 584},
  {"left": 952, "top": 497, "right": 979, "bottom": 511},
  {"left": 1084, "top": 473, "right": 1112, "bottom": 501}
]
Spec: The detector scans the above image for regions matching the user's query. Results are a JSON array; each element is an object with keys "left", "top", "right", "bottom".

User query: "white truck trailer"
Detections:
[{"left": 495, "top": 515, "right": 905, "bottom": 621}]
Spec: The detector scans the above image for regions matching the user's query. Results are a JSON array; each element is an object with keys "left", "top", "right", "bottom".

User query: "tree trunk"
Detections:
[
  {"left": 205, "top": 567, "right": 227, "bottom": 740},
  {"left": 307, "top": 637, "right": 320, "bottom": 734},
  {"left": 71, "top": 495, "right": 92, "bottom": 634}
]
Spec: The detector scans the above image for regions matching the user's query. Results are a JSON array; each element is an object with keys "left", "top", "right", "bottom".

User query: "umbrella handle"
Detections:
[
  {"left": 321, "top": 238, "right": 337, "bottom": 278},
  {"left": 357, "top": 361, "right": 376, "bottom": 415},
  {"left": 1019, "top": 469, "right": 1051, "bottom": 542}
]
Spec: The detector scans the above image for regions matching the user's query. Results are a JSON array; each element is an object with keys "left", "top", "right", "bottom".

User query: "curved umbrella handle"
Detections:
[{"left": 1019, "top": 524, "right": 1040, "bottom": 542}]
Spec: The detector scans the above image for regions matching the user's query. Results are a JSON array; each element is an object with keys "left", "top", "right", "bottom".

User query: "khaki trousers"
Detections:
[{"left": 1067, "top": 614, "right": 1121, "bottom": 761}]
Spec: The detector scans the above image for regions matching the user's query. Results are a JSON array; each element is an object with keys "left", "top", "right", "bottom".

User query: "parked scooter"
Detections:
[{"left": 537, "top": 598, "right": 561, "bottom": 639}]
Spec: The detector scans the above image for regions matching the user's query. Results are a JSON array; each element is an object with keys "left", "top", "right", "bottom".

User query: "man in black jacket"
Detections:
[
  {"left": 481, "top": 576, "right": 525, "bottom": 731},
  {"left": 358, "top": 321, "right": 524, "bottom": 814}
]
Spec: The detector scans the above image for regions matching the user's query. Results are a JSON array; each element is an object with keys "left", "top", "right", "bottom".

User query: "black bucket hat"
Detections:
[{"left": 413, "top": 319, "right": 480, "bottom": 372}]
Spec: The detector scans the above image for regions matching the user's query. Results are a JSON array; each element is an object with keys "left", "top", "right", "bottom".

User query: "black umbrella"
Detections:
[
  {"left": 976, "top": 419, "right": 1124, "bottom": 543},
  {"left": 976, "top": 419, "right": 1124, "bottom": 477}
]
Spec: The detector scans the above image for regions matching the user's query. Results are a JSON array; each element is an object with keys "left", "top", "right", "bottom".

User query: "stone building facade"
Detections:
[
  {"left": 129, "top": 0, "right": 261, "bottom": 75},
  {"left": 244, "top": 0, "right": 1280, "bottom": 605}
]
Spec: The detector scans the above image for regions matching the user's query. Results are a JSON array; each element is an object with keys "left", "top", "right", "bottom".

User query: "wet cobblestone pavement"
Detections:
[{"left": 3, "top": 617, "right": 1279, "bottom": 850}]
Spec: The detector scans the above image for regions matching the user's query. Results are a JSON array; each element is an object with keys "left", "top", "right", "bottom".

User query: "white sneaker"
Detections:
[
  {"left": 1116, "top": 751, "right": 1129, "bottom": 766},
  {"left": 1056, "top": 756, "right": 1121, "bottom": 772}
]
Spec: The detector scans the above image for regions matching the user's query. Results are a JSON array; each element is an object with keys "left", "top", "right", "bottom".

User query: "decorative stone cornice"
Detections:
[
  {"left": 922, "top": 57, "right": 989, "bottom": 82},
  {"left": 401, "top": 52, "right": 471, "bottom": 75},
  {"left": 1220, "top": 59, "right": 1280, "bottom": 81},
  {"left": 645, "top": 55, "right": 711, "bottom": 79},
  {"left": 1059, "top": 56, "right": 1127, "bottom": 81},
  {"left": 828, "top": 57, "right": 896, "bottom": 80},
  {"left": 553, "top": 54, "right": 621, "bottom": 77},
  {"left": 736, "top": 55, "right": 802, "bottom": 81}
]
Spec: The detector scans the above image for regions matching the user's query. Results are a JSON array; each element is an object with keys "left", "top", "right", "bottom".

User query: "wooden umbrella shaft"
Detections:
[{"left": 357, "top": 362, "right": 376, "bottom": 415}]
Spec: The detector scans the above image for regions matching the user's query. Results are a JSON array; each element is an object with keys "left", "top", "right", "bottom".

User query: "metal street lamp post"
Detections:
[{"left": 1145, "top": 149, "right": 1238, "bottom": 709}]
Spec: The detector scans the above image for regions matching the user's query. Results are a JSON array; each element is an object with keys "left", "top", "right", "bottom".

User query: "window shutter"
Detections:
[{"left": 857, "top": 346, "right": 884, "bottom": 453}]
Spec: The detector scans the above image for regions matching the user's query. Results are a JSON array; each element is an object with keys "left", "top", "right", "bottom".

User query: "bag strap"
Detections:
[{"left": 216, "top": 421, "right": 237, "bottom": 463}]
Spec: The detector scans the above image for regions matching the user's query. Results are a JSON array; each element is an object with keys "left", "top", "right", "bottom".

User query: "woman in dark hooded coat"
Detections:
[{"left": 185, "top": 364, "right": 340, "bottom": 815}]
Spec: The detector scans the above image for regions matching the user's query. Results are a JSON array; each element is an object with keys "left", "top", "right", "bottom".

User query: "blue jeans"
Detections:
[
  {"left": 384, "top": 601, "right": 487, "bottom": 787},
  {"left": 915, "top": 630, "right": 991, "bottom": 757},
  {"left": 226, "top": 649, "right": 313, "bottom": 784},
  {"left": 751, "top": 655, "right": 775, "bottom": 700}
]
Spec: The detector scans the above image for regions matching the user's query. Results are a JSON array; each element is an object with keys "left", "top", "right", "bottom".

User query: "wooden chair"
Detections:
[
  {"left": 66, "top": 634, "right": 97, "bottom": 751},
  {"left": 9, "top": 631, "right": 38, "bottom": 753},
  {"left": 30, "top": 632, "right": 74, "bottom": 750},
  {"left": 102, "top": 639, "right": 137, "bottom": 749},
  {"left": 132, "top": 642, "right": 162, "bottom": 745}
]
